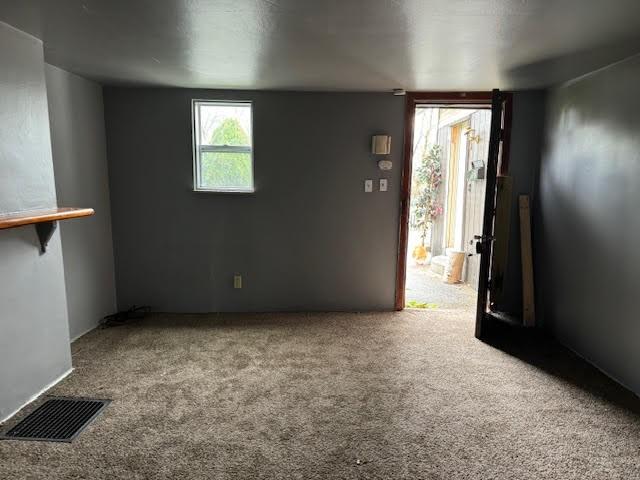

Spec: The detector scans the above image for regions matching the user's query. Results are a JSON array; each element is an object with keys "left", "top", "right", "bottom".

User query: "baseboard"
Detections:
[
  {"left": 539, "top": 318, "right": 639, "bottom": 399},
  {"left": 560, "top": 340, "right": 639, "bottom": 399},
  {"left": 70, "top": 323, "right": 100, "bottom": 343},
  {"left": 0, "top": 368, "right": 73, "bottom": 424}
]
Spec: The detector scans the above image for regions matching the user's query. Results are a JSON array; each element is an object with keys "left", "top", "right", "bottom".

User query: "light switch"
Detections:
[
  {"left": 379, "top": 179, "right": 388, "bottom": 192},
  {"left": 234, "top": 274, "right": 242, "bottom": 289},
  {"left": 364, "top": 180, "right": 373, "bottom": 192}
]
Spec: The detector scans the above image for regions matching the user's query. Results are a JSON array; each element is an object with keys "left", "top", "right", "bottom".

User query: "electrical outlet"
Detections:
[
  {"left": 234, "top": 274, "right": 242, "bottom": 289},
  {"left": 379, "top": 179, "right": 388, "bottom": 192},
  {"left": 364, "top": 179, "right": 373, "bottom": 192}
]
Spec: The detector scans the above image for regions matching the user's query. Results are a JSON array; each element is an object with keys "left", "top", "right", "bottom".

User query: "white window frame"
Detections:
[{"left": 191, "top": 99, "right": 255, "bottom": 193}]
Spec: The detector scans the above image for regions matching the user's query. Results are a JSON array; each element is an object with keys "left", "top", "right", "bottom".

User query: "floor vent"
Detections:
[{"left": 1, "top": 397, "right": 110, "bottom": 442}]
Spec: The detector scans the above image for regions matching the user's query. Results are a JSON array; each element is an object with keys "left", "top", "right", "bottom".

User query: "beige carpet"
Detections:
[{"left": 1, "top": 310, "right": 639, "bottom": 479}]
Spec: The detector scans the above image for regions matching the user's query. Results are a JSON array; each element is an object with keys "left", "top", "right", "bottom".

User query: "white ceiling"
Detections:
[{"left": 1, "top": 0, "right": 640, "bottom": 91}]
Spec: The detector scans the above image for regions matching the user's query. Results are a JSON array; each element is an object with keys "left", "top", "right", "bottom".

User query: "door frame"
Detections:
[
  {"left": 444, "top": 119, "right": 471, "bottom": 251},
  {"left": 395, "top": 92, "right": 512, "bottom": 311}
]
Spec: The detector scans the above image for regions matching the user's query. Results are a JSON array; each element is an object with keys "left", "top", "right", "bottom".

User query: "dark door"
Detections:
[{"left": 474, "top": 89, "right": 508, "bottom": 338}]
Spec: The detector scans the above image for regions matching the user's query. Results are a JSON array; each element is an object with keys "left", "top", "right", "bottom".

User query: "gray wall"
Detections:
[
  {"left": 538, "top": 55, "right": 640, "bottom": 395},
  {"left": 493, "top": 91, "right": 548, "bottom": 316},
  {"left": 0, "top": 22, "right": 71, "bottom": 421},
  {"left": 46, "top": 64, "right": 117, "bottom": 340},
  {"left": 104, "top": 89, "right": 404, "bottom": 312}
]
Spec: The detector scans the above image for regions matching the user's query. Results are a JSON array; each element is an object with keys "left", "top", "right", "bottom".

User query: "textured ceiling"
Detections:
[{"left": 1, "top": 0, "right": 640, "bottom": 90}]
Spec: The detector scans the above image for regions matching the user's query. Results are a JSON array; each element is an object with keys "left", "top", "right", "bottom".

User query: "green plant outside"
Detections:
[
  {"left": 406, "top": 300, "right": 439, "bottom": 309},
  {"left": 201, "top": 118, "right": 252, "bottom": 189},
  {"left": 410, "top": 144, "right": 443, "bottom": 246}
]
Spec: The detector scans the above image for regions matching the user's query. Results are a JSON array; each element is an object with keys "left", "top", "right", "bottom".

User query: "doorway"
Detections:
[
  {"left": 403, "top": 104, "right": 491, "bottom": 311},
  {"left": 396, "top": 92, "right": 508, "bottom": 315}
]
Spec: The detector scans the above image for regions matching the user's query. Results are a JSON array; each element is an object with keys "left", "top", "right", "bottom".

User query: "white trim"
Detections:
[
  {"left": 193, "top": 187, "right": 255, "bottom": 194},
  {"left": 70, "top": 323, "right": 99, "bottom": 343},
  {"left": 200, "top": 145, "right": 252, "bottom": 154},
  {"left": 0, "top": 368, "right": 73, "bottom": 424},
  {"left": 438, "top": 110, "right": 473, "bottom": 128},
  {"left": 191, "top": 99, "right": 255, "bottom": 193}
]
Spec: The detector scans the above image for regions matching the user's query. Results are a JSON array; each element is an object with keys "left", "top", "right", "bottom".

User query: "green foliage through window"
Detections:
[
  {"left": 201, "top": 118, "right": 252, "bottom": 189},
  {"left": 194, "top": 101, "right": 254, "bottom": 191},
  {"left": 201, "top": 152, "right": 252, "bottom": 189}
]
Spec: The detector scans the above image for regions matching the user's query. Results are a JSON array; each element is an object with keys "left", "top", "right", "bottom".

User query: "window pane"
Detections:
[
  {"left": 193, "top": 100, "right": 254, "bottom": 192},
  {"left": 198, "top": 103, "right": 252, "bottom": 147},
  {"left": 199, "top": 151, "right": 253, "bottom": 190}
]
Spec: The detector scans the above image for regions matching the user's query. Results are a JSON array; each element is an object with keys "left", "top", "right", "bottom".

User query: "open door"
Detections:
[
  {"left": 396, "top": 91, "right": 513, "bottom": 323},
  {"left": 474, "top": 89, "right": 510, "bottom": 338}
]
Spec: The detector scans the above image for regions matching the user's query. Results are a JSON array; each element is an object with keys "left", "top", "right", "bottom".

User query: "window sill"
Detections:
[{"left": 193, "top": 188, "right": 255, "bottom": 194}]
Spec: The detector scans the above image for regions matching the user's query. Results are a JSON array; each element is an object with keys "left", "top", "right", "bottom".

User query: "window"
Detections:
[{"left": 192, "top": 100, "right": 254, "bottom": 192}]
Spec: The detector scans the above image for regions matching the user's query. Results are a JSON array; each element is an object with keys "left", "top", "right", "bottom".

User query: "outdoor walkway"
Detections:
[{"left": 405, "top": 263, "right": 477, "bottom": 310}]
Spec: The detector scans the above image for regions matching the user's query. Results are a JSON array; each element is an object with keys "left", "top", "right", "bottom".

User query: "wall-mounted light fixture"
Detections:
[
  {"left": 372, "top": 135, "right": 391, "bottom": 154},
  {"left": 464, "top": 127, "right": 481, "bottom": 144},
  {"left": 371, "top": 135, "right": 392, "bottom": 170}
]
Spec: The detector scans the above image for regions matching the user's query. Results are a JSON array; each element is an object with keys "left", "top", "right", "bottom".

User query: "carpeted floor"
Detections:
[{"left": 1, "top": 310, "right": 639, "bottom": 479}]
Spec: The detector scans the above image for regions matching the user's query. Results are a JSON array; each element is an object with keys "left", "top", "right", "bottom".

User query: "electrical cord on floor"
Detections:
[{"left": 100, "top": 305, "right": 151, "bottom": 328}]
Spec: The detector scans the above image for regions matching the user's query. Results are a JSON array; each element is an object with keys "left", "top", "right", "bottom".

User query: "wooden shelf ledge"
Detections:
[
  {"left": 0, "top": 207, "right": 94, "bottom": 253},
  {"left": 0, "top": 207, "right": 94, "bottom": 230}
]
